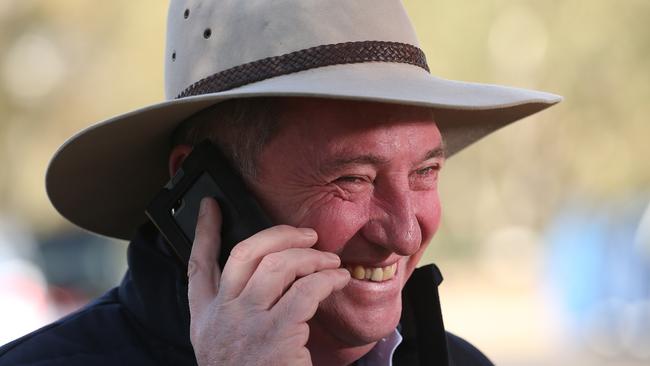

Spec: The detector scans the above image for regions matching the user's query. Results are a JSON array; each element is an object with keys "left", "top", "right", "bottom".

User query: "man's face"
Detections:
[{"left": 249, "top": 98, "right": 444, "bottom": 346}]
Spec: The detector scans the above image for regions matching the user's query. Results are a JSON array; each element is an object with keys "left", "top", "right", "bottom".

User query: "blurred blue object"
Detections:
[{"left": 545, "top": 196, "right": 650, "bottom": 359}]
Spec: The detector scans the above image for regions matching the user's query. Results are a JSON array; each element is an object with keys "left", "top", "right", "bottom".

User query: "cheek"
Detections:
[
  {"left": 299, "top": 200, "right": 369, "bottom": 254},
  {"left": 417, "top": 190, "right": 442, "bottom": 243},
  {"left": 254, "top": 184, "right": 343, "bottom": 226}
]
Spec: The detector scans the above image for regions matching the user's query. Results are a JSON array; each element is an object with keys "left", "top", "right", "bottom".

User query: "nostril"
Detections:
[
  {"left": 203, "top": 28, "right": 212, "bottom": 39},
  {"left": 184, "top": 9, "right": 190, "bottom": 19},
  {"left": 362, "top": 205, "right": 421, "bottom": 256}
]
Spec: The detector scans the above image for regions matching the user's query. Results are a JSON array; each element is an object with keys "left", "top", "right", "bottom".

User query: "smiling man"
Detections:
[
  {"left": 175, "top": 99, "right": 447, "bottom": 365},
  {"left": 0, "top": 1, "right": 560, "bottom": 365}
]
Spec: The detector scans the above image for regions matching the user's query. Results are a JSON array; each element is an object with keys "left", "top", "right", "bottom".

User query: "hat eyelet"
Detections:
[
  {"left": 184, "top": 9, "right": 190, "bottom": 19},
  {"left": 203, "top": 28, "right": 212, "bottom": 39}
]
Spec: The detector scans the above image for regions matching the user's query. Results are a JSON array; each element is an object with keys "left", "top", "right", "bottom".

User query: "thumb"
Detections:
[{"left": 188, "top": 197, "right": 223, "bottom": 313}]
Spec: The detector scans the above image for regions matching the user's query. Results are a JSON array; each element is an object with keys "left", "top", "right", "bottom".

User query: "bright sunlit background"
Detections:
[{"left": 1, "top": 1, "right": 649, "bottom": 365}]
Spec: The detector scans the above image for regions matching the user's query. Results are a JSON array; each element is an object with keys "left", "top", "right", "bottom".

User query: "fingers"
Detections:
[
  {"left": 273, "top": 268, "right": 350, "bottom": 324},
  {"left": 238, "top": 248, "right": 341, "bottom": 308},
  {"left": 188, "top": 197, "right": 223, "bottom": 314},
  {"left": 217, "top": 225, "right": 318, "bottom": 301}
]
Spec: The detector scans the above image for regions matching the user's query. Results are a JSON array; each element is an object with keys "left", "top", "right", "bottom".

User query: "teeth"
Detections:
[
  {"left": 348, "top": 263, "right": 397, "bottom": 282},
  {"left": 371, "top": 268, "right": 383, "bottom": 281},
  {"left": 353, "top": 266, "right": 365, "bottom": 280},
  {"left": 382, "top": 264, "right": 396, "bottom": 281}
]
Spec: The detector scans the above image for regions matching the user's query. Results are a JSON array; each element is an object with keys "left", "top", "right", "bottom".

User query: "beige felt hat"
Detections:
[{"left": 46, "top": 0, "right": 561, "bottom": 240}]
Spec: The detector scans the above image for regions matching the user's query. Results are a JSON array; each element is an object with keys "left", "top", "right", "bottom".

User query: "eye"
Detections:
[
  {"left": 416, "top": 167, "right": 433, "bottom": 176},
  {"left": 331, "top": 175, "right": 374, "bottom": 194},
  {"left": 415, "top": 163, "right": 440, "bottom": 177},
  {"left": 410, "top": 163, "right": 441, "bottom": 190},
  {"left": 334, "top": 175, "right": 369, "bottom": 184}
]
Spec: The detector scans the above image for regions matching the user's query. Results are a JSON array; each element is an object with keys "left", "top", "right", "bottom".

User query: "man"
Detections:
[{"left": 0, "top": 0, "right": 560, "bottom": 365}]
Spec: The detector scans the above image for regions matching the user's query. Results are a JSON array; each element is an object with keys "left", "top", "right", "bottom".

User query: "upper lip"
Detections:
[{"left": 341, "top": 259, "right": 400, "bottom": 268}]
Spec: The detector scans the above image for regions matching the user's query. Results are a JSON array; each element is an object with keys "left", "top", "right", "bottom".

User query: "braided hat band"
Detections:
[{"left": 176, "top": 41, "right": 430, "bottom": 99}]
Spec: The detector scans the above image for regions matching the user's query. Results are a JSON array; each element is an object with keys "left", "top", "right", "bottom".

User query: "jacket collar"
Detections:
[{"left": 118, "top": 223, "right": 193, "bottom": 351}]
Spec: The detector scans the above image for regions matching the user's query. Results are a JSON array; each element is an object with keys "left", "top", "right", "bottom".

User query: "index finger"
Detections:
[
  {"left": 217, "top": 225, "right": 318, "bottom": 302},
  {"left": 188, "top": 197, "right": 223, "bottom": 314}
]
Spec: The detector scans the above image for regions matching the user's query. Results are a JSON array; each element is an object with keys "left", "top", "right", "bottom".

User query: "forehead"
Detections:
[
  {"left": 260, "top": 98, "right": 443, "bottom": 165},
  {"left": 275, "top": 98, "right": 439, "bottom": 142}
]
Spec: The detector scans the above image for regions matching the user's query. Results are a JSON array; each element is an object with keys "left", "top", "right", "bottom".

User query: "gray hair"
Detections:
[{"left": 171, "top": 98, "right": 282, "bottom": 178}]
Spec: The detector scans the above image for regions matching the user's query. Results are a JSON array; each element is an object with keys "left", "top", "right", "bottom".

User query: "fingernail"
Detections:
[
  {"left": 326, "top": 252, "right": 340, "bottom": 262},
  {"left": 199, "top": 197, "right": 210, "bottom": 216},
  {"left": 300, "top": 228, "right": 317, "bottom": 237}
]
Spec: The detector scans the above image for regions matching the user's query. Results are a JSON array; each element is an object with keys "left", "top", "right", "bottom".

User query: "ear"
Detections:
[{"left": 168, "top": 144, "right": 193, "bottom": 177}]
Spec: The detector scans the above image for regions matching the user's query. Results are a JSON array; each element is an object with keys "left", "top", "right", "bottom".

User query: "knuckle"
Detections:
[
  {"left": 292, "top": 278, "right": 315, "bottom": 297},
  {"left": 315, "top": 249, "right": 339, "bottom": 264},
  {"left": 289, "top": 323, "right": 310, "bottom": 345},
  {"left": 229, "top": 242, "right": 252, "bottom": 261},
  {"left": 295, "top": 348, "right": 312, "bottom": 365},
  {"left": 259, "top": 253, "right": 285, "bottom": 272},
  {"left": 187, "top": 258, "right": 202, "bottom": 278}
]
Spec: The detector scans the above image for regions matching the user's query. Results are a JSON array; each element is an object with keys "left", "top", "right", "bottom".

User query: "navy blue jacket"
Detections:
[{"left": 0, "top": 224, "right": 493, "bottom": 365}]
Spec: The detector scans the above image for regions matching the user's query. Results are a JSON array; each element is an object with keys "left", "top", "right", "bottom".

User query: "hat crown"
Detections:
[{"left": 164, "top": 0, "right": 420, "bottom": 99}]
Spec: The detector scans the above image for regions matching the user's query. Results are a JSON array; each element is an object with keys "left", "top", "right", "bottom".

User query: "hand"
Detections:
[{"left": 188, "top": 197, "right": 350, "bottom": 366}]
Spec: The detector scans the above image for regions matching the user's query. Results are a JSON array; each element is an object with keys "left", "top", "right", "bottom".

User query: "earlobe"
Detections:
[{"left": 168, "top": 144, "right": 193, "bottom": 177}]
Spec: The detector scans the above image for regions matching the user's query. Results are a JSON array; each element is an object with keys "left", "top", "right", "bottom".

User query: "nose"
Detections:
[{"left": 361, "top": 180, "right": 422, "bottom": 256}]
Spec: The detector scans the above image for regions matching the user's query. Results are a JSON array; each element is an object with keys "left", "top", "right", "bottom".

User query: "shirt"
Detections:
[{"left": 357, "top": 328, "right": 403, "bottom": 366}]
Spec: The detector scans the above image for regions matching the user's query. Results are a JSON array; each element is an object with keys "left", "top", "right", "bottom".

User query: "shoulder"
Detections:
[
  {"left": 446, "top": 332, "right": 494, "bottom": 366},
  {"left": 0, "top": 288, "right": 154, "bottom": 366}
]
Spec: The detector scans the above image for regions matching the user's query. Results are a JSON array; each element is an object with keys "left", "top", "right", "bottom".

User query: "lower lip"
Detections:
[{"left": 342, "top": 266, "right": 401, "bottom": 300}]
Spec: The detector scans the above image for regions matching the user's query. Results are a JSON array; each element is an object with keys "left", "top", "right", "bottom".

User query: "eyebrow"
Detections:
[
  {"left": 322, "top": 144, "right": 446, "bottom": 173},
  {"left": 423, "top": 145, "right": 446, "bottom": 162},
  {"left": 327, "top": 154, "right": 389, "bottom": 169}
]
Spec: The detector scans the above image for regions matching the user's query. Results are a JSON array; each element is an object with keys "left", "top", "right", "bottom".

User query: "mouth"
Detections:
[{"left": 343, "top": 263, "right": 397, "bottom": 282}]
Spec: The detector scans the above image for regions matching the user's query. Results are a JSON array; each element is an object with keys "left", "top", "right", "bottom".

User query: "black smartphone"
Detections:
[{"left": 145, "top": 140, "right": 272, "bottom": 269}]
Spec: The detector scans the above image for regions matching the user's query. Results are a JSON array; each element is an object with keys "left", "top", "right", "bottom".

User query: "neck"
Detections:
[{"left": 307, "top": 319, "right": 377, "bottom": 366}]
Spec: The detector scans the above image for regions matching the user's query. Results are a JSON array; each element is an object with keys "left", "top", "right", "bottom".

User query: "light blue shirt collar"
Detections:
[{"left": 355, "top": 328, "right": 403, "bottom": 366}]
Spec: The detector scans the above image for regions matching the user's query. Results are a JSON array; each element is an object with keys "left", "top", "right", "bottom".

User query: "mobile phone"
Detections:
[{"left": 145, "top": 140, "right": 272, "bottom": 269}]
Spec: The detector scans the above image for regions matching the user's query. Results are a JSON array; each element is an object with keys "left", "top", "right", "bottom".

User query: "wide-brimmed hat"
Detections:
[{"left": 46, "top": 0, "right": 561, "bottom": 241}]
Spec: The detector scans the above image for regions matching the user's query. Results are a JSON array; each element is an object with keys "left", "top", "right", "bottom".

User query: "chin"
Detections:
[{"left": 312, "top": 290, "right": 403, "bottom": 346}]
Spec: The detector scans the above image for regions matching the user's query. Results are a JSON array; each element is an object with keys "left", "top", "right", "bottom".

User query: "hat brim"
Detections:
[{"left": 46, "top": 62, "right": 561, "bottom": 240}]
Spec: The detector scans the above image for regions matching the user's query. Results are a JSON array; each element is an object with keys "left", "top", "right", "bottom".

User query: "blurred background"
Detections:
[{"left": 0, "top": 0, "right": 648, "bottom": 364}]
